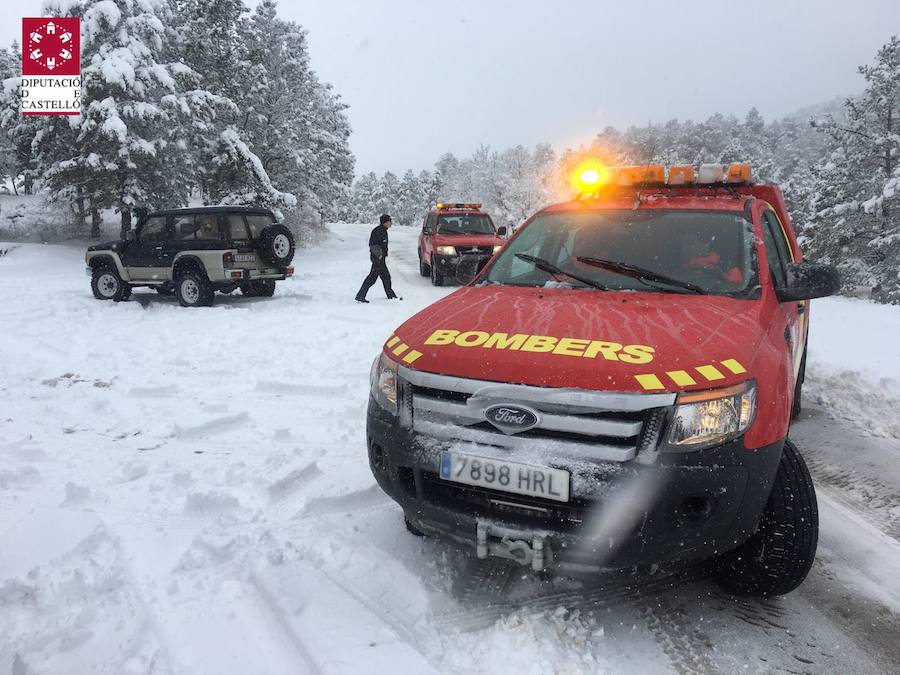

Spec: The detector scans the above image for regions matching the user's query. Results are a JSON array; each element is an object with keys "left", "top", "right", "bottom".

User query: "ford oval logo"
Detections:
[{"left": 484, "top": 404, "right": 540, "bottom": 435}]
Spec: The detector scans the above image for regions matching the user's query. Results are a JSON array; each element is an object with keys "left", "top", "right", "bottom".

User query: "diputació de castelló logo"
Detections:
[{"left": 21, "top": 17, "right": 82, "bottom": 115}]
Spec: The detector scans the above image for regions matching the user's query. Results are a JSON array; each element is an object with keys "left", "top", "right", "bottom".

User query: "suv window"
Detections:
[
  {"left": 225, "top": 214, "right": 250, "bottom": 240},
  {"left": 175, "top": 214, "right": 221, "bottom": 240},
  {"left": 762, "top": 211, "right": 792, "bottom": 288},
  {"left": 246, "top": 214, "right": 275, "bottom": 238},
  {"left": 141, "top": 216, "right": 169, "bottom": 242}
]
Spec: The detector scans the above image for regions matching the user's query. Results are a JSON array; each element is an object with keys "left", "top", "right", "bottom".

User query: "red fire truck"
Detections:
[
  {"left": 417, "top": 202, "right": 507, "bottom": 286},
  {"left": 369, "top": 163, "right": 840, "bottom": 596}
]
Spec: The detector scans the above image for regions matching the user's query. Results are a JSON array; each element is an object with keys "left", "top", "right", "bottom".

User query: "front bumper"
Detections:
[
  {"left": 431, "top": 253, "right": 492, "bottom": 275},
  {"left": 367, "top": 395, "right": 783, "bottom": 571}
]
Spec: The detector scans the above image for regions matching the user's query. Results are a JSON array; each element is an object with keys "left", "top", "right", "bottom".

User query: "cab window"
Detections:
[
  {"left": 761, "top": 211, "right": 792, "bottom": 289},
  {"left": 140, "top": 216, "right": 169, "bottom": 242},
  {"left": 437, "top": 214, "right": 494, "bottom": 235},
  {"left": 485, "top": 209, "right": 757, "bottom": 297}
]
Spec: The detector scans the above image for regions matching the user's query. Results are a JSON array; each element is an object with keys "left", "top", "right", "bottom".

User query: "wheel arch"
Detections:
[
  {"left": 87, "top": 252, "right": 130, "bottom": 281},
  {"left": 172, "top": 254, "right": 208, "bottom": 278}
]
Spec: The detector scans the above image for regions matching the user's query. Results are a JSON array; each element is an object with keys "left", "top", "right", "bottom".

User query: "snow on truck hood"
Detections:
[{"left": 386, "top": 285, "right": 766, "bottom": 393}]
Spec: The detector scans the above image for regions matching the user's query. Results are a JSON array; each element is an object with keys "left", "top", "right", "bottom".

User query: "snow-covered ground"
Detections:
[{"left": 1, "top": 223, "right": 899, "bottom": 674}]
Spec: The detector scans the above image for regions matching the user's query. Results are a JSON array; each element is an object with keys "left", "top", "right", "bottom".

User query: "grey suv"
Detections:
[{"left": 85, "top": 206, "right": 295, "bottom": 307}]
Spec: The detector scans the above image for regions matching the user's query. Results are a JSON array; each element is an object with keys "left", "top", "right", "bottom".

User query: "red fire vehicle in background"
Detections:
[
  {"left": 417, "top": 202, "right": 507, "bottom": 286},
  {"left": 369, "top": 162, "right": 841, "bottom": 597}
]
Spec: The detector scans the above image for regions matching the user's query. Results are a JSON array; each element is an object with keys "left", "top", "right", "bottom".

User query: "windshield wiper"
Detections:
[
  {"left": 514, "top": 253, "right": 610, "bottom": 291},
  {"left": 576, "top": 257, "right": 706, "bottom": 294}
]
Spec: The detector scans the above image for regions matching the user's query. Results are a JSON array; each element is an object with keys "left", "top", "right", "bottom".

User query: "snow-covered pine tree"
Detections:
[
  {"left": 0, "top": 44, "right": 22, "bottom": 194},
  {"left": 243, "top": 1, "right": 352, "bottom": 221},
  {"left": 34, "top": 0, "right": 205, "bottom": 236},
  {"left": 808, "top": 35, "right": 900, "bottom": 302},
  {"left": 395, "top": 169, "right": 424, "bottom": 226}
]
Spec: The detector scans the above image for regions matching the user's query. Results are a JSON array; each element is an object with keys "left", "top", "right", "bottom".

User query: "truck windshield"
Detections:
[
  {"left": 483, "top": 209, "right": 758, "bottom": 296},
  {"left": 437, "top": 214, "right": 495, "bottom": 235}
]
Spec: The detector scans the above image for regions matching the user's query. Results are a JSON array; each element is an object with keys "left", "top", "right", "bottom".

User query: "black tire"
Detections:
[
  {"left": 418, "top": 250, "right": 430, "bottom": 277},
  {"left": 712, "top": 439, "right": 818, "bottom": 597},
  {"left": 175, "top": 269, "right": 214, "bottom": 307},
  {"left": 791, "top": 350, "right": 807, "bottom": 421},
  {"left": 257, "top": 224, "right": 295, "bottom": 266},
  {"left": 430, "top": 259, "right": 444, "bottom": 286},
  {"left": 91, "top": 264, "right": 129, "bottom": 302},
  {"left": 405, "top": 517, "right": 425, "bottom": 537},
  {"left": 240, "top": 280, "right": 276, "bottom": 297}
]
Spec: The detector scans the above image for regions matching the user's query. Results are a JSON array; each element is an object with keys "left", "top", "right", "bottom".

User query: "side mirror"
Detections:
[
  {"left": 423, "top": 227, "right": 432, "bottom": 235},
  {"left": 496, "top": 226, "right": 507, "bottom": 237},
  {"left": 777, "top": 262, "right": 841, "bottom": 301},
  {"left": 455, "top": 253, "right": 491, "bottom": 285}
]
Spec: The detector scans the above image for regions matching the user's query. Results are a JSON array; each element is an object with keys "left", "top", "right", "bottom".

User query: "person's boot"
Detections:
[{"left": 355, "top": 296, "right": 369, "bottom": 303}]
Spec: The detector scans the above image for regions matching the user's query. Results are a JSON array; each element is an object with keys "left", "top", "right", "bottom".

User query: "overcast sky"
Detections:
[{"left": 4, "top": 0, "right": 900, "bottom": 174}]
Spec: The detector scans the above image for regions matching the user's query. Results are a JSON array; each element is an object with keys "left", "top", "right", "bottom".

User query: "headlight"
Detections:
[
  {"left": 493, "top": 245, "right": 503, "bottom": 253},
  {"left": 370, "top": 353, "right": 398, "bottom": 414},
  {"left": 666, "top": 381, "right": 756, "bottom": 451},
  {"left": 435, "top": 246, "right": 457, "bottom": 255}
]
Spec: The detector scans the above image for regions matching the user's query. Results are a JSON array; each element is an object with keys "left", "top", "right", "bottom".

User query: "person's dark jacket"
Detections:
[{"left": 368, "top": 224, "right": 389, "bottom": 260}]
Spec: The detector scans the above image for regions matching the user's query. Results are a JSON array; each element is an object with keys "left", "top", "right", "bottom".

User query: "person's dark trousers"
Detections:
[{"left": 356, "top": 257, "right": 396, "bottom": 300}]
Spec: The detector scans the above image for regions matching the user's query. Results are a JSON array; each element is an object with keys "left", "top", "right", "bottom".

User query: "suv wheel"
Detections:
[
  {"left": 91, "top": 265, "right": 129, "bottom": 302},
  {"left": 418, "top": 250, "right": 430, "bottom": 277},
  {"left": 430, "top": 259, "right": 444, "bottom": 286},
  {"left": 239, "top": 280, "right": 276, "bottom": 297},
  {"left": 258, "top": 224, "right": 295, "bottom": 266},
  {"left": 711, "top": 439, "right": 818, "bottom": 596},
  {"left": 175, "top": 269, "right": 214, "bottom": 308}
]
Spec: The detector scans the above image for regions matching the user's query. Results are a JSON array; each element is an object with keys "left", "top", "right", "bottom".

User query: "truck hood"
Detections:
[{"left": 389, "top": 285, "right": 766, "bottom": 393}]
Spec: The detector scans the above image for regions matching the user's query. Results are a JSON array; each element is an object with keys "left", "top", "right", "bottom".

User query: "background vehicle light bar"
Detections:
[{"left": 436, "top": 202, "right": 482, "bottom": 210}]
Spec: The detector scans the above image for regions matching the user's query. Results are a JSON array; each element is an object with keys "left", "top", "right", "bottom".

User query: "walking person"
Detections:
[{"left": 355, "top": 214, "right": 400, "bottom": 303}]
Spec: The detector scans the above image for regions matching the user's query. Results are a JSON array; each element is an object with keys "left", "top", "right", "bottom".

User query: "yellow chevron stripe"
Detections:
[
  {"left": 393, "top": 343, "right": 409, "bottom": 356},
  {"left": 386, "top": 336, "right": 400, "bottom": 348},
  {"left": 403, "top": 350, "right": 422, "bottom": 364},
  {"left": 720, "top": 358, "right": 746, "bottom": 375},
  {"left": 667, "top": 370, "right": 697, "bottom": 386},
  {"left": 696, "top": 364, "right": 725, "bottom": 381},
  {"left": 635, "top": 374, "right": 665, "bottom": 390}
]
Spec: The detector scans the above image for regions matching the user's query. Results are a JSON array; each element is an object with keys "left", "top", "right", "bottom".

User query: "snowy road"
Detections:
[{"left": 2, "top": 223, "right": 899, "bottom": 674}]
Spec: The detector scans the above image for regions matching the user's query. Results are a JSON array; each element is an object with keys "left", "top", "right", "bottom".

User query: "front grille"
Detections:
[
  {"left": 456, "top": 245, "right": 495, "bottom": 255},
  {"left": 403, "top": 369, "right": 675, "bottom": 463}
]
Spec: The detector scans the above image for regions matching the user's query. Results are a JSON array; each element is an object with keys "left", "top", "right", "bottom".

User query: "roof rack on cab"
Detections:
[{"left": 574, "top": 162, "right": 753, "bottom": 201}]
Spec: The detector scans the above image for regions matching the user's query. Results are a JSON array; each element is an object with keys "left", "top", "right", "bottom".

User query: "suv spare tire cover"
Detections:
[{"left": 257, "top": 224, "right": 295, "bottom": 266}]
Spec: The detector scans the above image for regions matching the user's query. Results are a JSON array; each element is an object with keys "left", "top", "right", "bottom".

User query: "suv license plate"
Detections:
[
  {"left": 234, "top": 254, "right": 256, "bottom": 262},
  {"left": 439, "top": 452, "right": 569, "bottom": 502}
]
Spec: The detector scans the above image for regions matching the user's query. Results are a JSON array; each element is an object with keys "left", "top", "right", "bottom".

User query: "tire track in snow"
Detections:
[
  {"left": 429, "top": 564, "right": 703, "bottom": 633},
  {"left": 298, "top": 485, "right": 391, "bottom": 518}
]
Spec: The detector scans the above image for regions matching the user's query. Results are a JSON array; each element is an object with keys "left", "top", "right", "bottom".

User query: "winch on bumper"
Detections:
[{"left": 366, "top": 365, "right": 784, "bottom": 572}]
